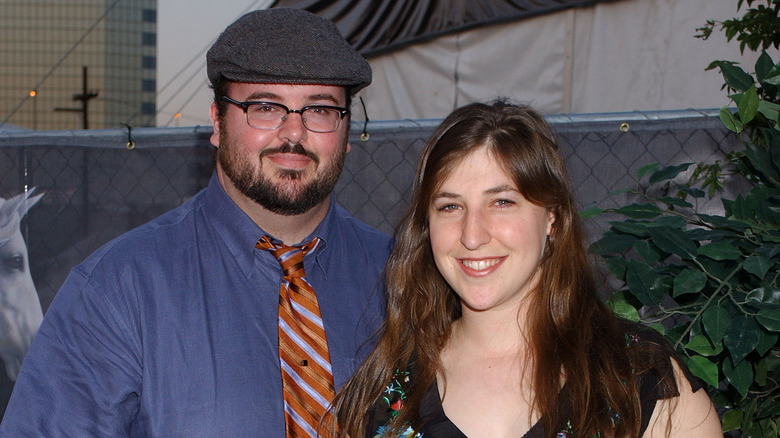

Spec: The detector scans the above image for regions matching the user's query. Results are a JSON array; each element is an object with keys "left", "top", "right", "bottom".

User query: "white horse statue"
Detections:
[{"left": 0, "top": 189, "right": 44, "bottom": 381}]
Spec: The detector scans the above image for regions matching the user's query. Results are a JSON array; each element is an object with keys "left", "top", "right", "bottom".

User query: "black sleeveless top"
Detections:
[{"left": 365, "top": 323, "right": 702, "bottom": 438}]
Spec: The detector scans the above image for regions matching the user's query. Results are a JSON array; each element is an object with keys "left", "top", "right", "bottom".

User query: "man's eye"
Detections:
[{"left": 255, "top": 105, "right": 278, "bottom": 113}]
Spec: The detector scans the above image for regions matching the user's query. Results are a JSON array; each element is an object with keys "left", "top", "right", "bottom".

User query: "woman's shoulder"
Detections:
[
  {"left": 618, "top": 319, "right": 698, "bottom": 394},
  {"left": 619, "top": 321, "right": 722, "bottom": 436}
]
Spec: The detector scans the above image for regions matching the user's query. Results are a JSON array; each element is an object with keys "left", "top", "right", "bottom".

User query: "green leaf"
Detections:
[
  {"left": 673, "top": 269, "right": 707, "bottom": 297},
  {"left": 727, "top": 194, "right": 759, "bottom": 223},
  {"left": 634, "top": 240, "right": 660, "bottom": 264},
  {"left": 718, "top": 61, "right": 755, "bottom": 91},
  {"left": 636, "top": 163, "right": 659, "bottom": 179},
  {"left": 684, "top": 335, "right": 723, "bottom": 356},
  {"left": 746, "top": 287, "right": 780, "bottom": 308},
  {"left": 724, "top": 316, "right": 761, "bottom": 364},
  {"left": 737, "top": 87, "right": 758, "bottom": 124},
  {"left": 757, "top": 330, "right": 778, "bottom": 356},
  {"left": 606, "top": 187, "right": 633, "bottom": 197},
  {"left": 589, "top": 232, "right": 637, "bottom": 255},
  {"left": 755, "top": 51, "right": 774, "bottom": 84},
  {"left": 614, "top": 203, "right": 662, "bottom": 219},
  {"left": 579, "top": 204, "right": 603, "bottom": 219},
  {"left": 721, "top": 408, "right": 743, "bottom": 432},
  {"left": 702, "top": 305, "right": 731, "bottom": 344},
  {"left": 647, "top": 226, "right": 697, "bottom": 259},
  {"left": 763, "top": 127, "right": 780, "bottom": 172},
  {"left": 755, "top": 357, "right": 767, "bottom": 386},
  {"left": 758, "top": 99, "right": 780, "bottom": 123},
  {"left": 720, "top": 106, "right": 744, "bottom": 133},
  {"left": 696, "top": 242, "right": 743, "bottom": 260},
  {"left": 625, "top": 259, "right": 666, "bottom": 306},
  {"left": 686, "top": 355, "right": 719, "bottom": 387},
  {"left": 745, "top": 141, "right": 780, "bottom": 183},
  {"left": 744, "top": 255, "right": 774, "bottom": 279},
  {"left": 658, "top": 196, "right": 693, "bottom": 208},
  {"left": 608, "top": 297, "right": 640, "bottom": 322},
  {"left": 757, "top": 397, "right": 780, "bottom": 420},
  {"left": 696, "top": 213, "right": 748, "bottom": 232},
  {"left": 744, "top": 399, "right": 759, "bottom": 433},
  {"left": 653, "top": 215, "right": 688, "bottom": 229},
  {"left": 724, "top": 355, "right": 754, "bottom": 397},
  {"left": 738, "top": 86, "right": 759, "bottom": 124},
  {"left": 763, "top": 57, "right": 780, "bottom": 86},
  {"left": 609, "top": 221, "right": 650, "bottom": 237},
  {"left": 756, "top": 308, "right": 780, "bottom": 332},
  {"left": 604, "top": 256, "right": 628, "bottom": 280},
  {"left": 677, "top": 186, "right": 706, "bottom": 199},
  {"left": 648, "top": 323, "right": 665, "bottom": 335},
  {"left": 649, "top": 163, "right": 693, "bottom": 185}
]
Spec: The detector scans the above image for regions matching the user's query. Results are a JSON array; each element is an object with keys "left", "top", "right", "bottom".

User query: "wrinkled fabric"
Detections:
[
  {"left": 0, "top": 173, "right": 391, "bottom": 437},
  {"left": 272, "top": 0, "right": 620, "bottom": 57}
]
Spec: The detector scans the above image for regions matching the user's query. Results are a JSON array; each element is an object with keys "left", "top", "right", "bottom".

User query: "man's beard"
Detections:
[{"left": 217, "top": 127, "right": 347, "bottom": 216}]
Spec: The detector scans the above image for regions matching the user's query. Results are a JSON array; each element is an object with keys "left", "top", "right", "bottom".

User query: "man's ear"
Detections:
[{"left": 209, "top": 102, "right": 220, "bottom": 147}]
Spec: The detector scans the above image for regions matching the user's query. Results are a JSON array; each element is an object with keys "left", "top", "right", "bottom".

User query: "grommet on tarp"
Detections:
[
  {"left": 359, "top": 96, "right": 370, "bottom": 141},
  {"left": 121, "top": 123, "right": 135, "bottom": 150},
  {"left": 619, "top": 122, "right": 630, "bottom": 133}
]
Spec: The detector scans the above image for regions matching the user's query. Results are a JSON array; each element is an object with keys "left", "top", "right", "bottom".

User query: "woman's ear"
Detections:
[{"left": 546, "top": 209, "right": 556, "bottom": 236}]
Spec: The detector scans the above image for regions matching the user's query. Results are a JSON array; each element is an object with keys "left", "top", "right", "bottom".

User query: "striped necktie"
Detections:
[{"left": 256, "top": 235, "right": 335, "bottom": 438}]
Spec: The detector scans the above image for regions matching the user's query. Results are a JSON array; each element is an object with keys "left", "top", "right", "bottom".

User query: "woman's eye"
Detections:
[
  {"left": 496, "top": 199, "right": 515, "bottom": 207},
  {"left": 436, "top": 204, "right": 459, "bottom": 212}
]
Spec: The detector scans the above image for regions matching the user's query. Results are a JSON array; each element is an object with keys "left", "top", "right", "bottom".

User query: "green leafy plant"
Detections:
[
  {"left": 585, "top": 2, "right": 780, "bottom": 436},
  {"left": 696, "top": 0, "right": 780, "bottom": 54}
]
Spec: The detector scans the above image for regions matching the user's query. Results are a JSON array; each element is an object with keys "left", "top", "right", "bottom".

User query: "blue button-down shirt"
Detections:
[{"left": 0, "top": 174, "right": 392, "bottom": 437}]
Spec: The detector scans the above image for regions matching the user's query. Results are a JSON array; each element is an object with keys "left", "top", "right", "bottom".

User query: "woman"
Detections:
[{"left": 332, "top": 101, "right": 720, "bottom": 437}]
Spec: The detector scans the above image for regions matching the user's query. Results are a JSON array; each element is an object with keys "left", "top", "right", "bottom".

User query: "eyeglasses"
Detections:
[{"left": 221, "top": 96, "right": 350, "bottom": 133}]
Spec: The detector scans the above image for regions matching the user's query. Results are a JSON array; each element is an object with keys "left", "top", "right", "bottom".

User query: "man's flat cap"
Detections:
[{"left": 207, "top": 8, "right": 371, "bottom": 93}]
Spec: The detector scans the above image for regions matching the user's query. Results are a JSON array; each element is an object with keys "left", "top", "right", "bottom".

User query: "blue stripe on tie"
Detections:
[
  {"left": 289, "top": 297, "right": 325, "bottom": 330},
  {"left": 279, "top": 319, "right": 332, "bottom": 373},
  {"left": 278, "top": 248, "right": 301, "bottom": 263},
  {"left": 281, "top": 358, "right": 331, "bottom": 409},
  {"left": 283, "top": 400, "right": 318, "bottom": 437}
]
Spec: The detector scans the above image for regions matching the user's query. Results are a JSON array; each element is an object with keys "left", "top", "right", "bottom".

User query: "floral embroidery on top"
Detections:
[{"left": 374, "top": 369, "right": 423, "bottom": 438}]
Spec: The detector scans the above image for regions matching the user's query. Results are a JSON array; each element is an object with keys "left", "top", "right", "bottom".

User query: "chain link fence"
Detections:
[{"left": 0, "top": 109, "right": 747, "bottom": 415}]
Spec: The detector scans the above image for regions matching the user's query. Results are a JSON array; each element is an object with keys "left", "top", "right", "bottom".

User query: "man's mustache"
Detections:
[{"left": 260, "top": 143, "right": 319, "bottom": 165}]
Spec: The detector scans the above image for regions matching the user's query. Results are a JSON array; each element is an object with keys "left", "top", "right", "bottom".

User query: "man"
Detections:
[{"left": 0, "top": 8, "right": 391, "bottom": 437}]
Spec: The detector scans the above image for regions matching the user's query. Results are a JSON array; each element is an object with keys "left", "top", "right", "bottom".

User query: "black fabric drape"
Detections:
[{"left": 271, "top": 0, "right": 620, "bottom": 57}]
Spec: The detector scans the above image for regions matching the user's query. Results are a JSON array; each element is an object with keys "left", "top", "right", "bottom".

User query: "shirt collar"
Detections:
[{"left": 202, "top": 172, "right": 336, "bottom": 279}]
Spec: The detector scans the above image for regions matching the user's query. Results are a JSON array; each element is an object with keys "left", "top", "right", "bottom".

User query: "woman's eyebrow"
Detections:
[{"left": 484, "top": 185, "right": 517, "bottom": 195}]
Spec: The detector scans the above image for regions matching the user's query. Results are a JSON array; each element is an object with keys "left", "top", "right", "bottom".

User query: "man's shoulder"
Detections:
[
  {"left": 331, "top": 204, "right": 392, "bottom": 246},
  {"left": 75, "top": 194, "right": 206, "bottom": 273}
]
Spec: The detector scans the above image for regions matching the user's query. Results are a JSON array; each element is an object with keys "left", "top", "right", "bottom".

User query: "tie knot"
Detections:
[{"left": 256, "top": 235, "right": 320, "bottom": 279}]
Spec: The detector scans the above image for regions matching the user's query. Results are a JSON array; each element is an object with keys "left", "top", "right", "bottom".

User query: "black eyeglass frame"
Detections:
[{"left": 220, "top": 96, "right": 350, "bottom": 133}]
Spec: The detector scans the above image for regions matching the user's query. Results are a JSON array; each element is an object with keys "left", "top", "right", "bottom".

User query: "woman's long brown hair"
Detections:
[{"left": 333, "top": 100, "right": 665, "bottom": 437}]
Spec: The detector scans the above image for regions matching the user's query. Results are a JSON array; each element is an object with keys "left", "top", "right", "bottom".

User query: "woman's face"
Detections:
[{"left": 428, "top": 147, "right": 555, "bottom": 315}]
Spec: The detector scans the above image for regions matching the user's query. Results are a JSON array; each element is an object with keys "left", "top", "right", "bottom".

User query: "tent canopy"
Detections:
[{"left": 271, "top": 0, "right": 619, "bottom": 57}]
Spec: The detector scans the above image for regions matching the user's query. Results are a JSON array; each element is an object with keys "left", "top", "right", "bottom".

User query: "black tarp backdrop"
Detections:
[{"left": 271, "top": 0, "right": 620, "bottom": 57}]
